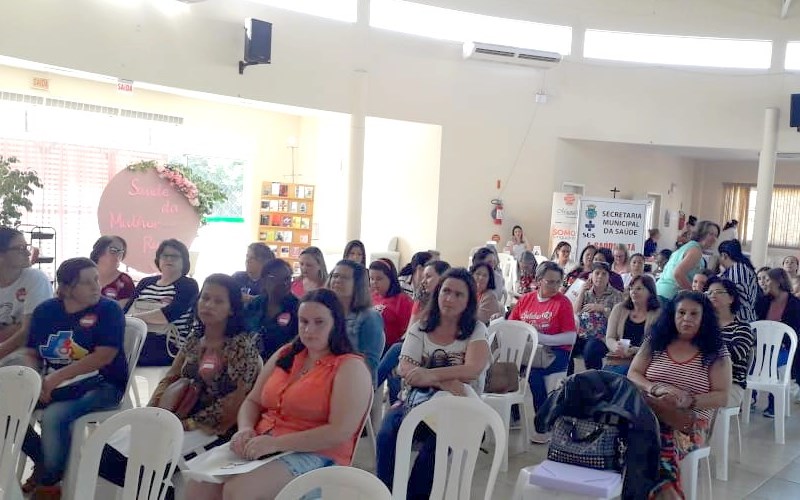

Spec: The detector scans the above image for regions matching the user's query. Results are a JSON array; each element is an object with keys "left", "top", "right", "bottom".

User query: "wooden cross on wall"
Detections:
[{"left": 610, "top": 186, "right": 620, "bottom": 198}]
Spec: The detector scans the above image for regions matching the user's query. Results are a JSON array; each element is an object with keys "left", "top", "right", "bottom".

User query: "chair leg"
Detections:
[
  {"left": 681, "top": 455, "right": 699, "bottom": 500},
  {"left": 130, "top": 377, "right": 142, "bottom": 408},
  {"left": 61, "top": 419, "right": 87, "bottom": 500},
  {"left": 711, "top": 413, "right": 730, "bottom": 481},
  {"left": 365, "top": 418, "right": 377, "bottom": 456},
  {"left": 703, "top": 456, "right": 713, "bottom": 500},
  {"left": 786, "top": 386, "right": 792, "bottom": 417},
  {"left": 519, "top": 400, "right": 532, "bottom": 453},
  {"left": 775, "top": 391, "right": 786, "bottom": 444},
  {"left": 734, "top": 415, "right": 742, "bottom": 461},
  {"left": 742, "top": 389, "right": 752, "bottom": 425}
]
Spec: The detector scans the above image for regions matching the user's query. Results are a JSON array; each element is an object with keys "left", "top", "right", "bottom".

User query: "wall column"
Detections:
[
  {"left": 346, "top": 0, "right": 370, "bottom": 241},
  {"left": 751, "top": 107, "right": 780, "bottom": 267}
]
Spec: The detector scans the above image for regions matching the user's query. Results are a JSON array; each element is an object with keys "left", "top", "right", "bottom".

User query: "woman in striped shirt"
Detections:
[
  {"left": 707, "top": 277, "right": 755, "bottom": 408},
  {"left": 628, "top": 291, "right": 731, "bottom": 499},
  {"left": 125, "top": 239, "right": 199, "bottom": 366},
  {"left": 717, "top": 239, "right": 758, "bottom": 323}
]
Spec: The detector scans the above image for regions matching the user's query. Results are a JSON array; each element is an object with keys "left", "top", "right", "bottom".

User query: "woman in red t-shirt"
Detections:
[
  {"left": 509, "top": 261, "right": 577, "bottom": 420},
  {"left": 90, "top": 235, "right": 135, "bottom": 309},
  {"left": 369, "top": 259, "right": 412, "bottom": 347}
]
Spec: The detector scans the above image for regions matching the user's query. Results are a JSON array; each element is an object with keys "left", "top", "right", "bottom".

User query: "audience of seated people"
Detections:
[
  {"left": 514, "top": 250, "right": 538, "bottom": 298},
  {"left": 504, "top": 224, "right": 532, "bottom": 260},
  {"left": 707, "top": 277, "right": 756, "bottom": 408},
  {"left": 470, "top": 261, "right": 503, "bottom": 324},
  {"left": 376, "top": 268, "right": 489, "bottom": 498},
  {"left": 572, "top": 261, "right": 623, "bottom": 372},
  {"left": 343, "top": 239, "right": 367, "bottom": 266},
  {"left": 290, "top": 246, "right": 327, "bottom": 298},
  {"left": 627, "top": 291, "right": 732, "bottom": 498},
  {"left": 611, "top": 243, "right": 630, "bottom": 276},
  {"left": 99, "top": 273, "right": 263, "bottom": 487},
  {"left": 8, "top": 216, "right": 800, "bottom": 500},
  {"left": 369, "top": 258, "right": 413, "bottom": 349},
  {"left": 603, "top": 275, "right": 661, "bottom": 376},
  {"left": 550, "top": 240, "right": 572, "bottom": 272},
  {"left": 231, "top": 242, "right": 275, "bottom": 302},
  {"left": 187, "top": 289, "right": 372, "bottom": 499},
  {"left": 327, "top": 259, "right": 385, "bottom": 383},
  {"left": 21, "top": 258, "right": 129, "bottom": 499},
  {"left": 125, "top": 239, "right": 199, "bottom": 367},
  {"left": 0, "top": 227, "right": 53, "bottom": 367},
  {"left": 90, "top": 235, "right": 135, "bottom": 309},
  {"left": 397, "top": 251, "right": 433, "bottom": 298},
  {"left": 243, "top": 259, "right": 300, "bottom": 360}
]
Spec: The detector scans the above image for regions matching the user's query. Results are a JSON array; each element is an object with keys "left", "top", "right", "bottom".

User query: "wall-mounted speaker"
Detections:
[
  {"left": 240, "top": 18, "right": 272, "bottom": 74},
  {"left": 791, "top": 94, "right": 800, "bottom": 130}
]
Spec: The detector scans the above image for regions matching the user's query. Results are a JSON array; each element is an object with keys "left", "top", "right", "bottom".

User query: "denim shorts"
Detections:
[{"left": 276, "top": 452, "right": 335, "bottom": 478}]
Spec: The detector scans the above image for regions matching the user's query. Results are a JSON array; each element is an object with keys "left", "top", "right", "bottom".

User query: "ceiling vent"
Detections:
[{"left": 463, "top": 42, "right": 562, "bottom": 69}]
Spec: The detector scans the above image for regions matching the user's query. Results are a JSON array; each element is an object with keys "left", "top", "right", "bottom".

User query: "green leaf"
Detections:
[{"left": 0, "top": 156, "right": 43, "bottom": 227}]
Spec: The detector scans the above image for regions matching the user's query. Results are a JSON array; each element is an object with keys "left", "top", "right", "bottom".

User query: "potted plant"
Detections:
[{"left": 0, "top": 155, "right": 43, "bottom": 227}]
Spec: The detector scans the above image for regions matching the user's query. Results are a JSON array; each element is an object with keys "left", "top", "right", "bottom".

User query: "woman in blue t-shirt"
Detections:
[{"left": 21, "top": 257, "right": 127, "bottom": 498}]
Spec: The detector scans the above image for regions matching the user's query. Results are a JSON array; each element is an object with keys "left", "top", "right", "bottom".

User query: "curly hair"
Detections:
[{"left": 648, "top": 290, "right": 723, "bottom": 366}]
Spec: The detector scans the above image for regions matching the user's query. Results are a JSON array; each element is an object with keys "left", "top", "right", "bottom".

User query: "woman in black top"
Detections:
[{"left": 243, "top": 259, "right": 299, "bottom": 360}]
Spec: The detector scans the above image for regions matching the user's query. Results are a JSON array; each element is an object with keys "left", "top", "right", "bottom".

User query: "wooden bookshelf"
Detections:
[{"left": 258, "top": 181, "right": 314, "bottom": 272}]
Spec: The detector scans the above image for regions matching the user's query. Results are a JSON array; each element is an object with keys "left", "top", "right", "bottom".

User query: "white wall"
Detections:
[
  {"left": 362, "top": 116, "right": 441, "bottom": 264},
  {"left": 554, "top": 139, "right": 696, "bottom": 248},
  {"left": 4, "top": 0, "right": 800, "bottom": 263}
]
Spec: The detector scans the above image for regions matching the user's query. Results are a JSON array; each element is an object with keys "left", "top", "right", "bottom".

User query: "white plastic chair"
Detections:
[
  {"left": 710, "top": 406, "right": 741, "bottom": 481},
  {"left": 742, "top": 320, "right": 798, "bottom": 444},
  {"left": 72, "top": 408, "right": 184, "bottom": 500},
  {"left": 679, "top": 446, "right": 712, "bottom": 500},
  {"left": 543, "top": 332, "right": 578, "bottom": 394},
  {"left": 512, "top": 461, "right": 622, "bottom": 500},
  {"left": 61, "top": 317, "right": 148, "bottom": 500},
  {"left": 0, "top": 366, "right": 41, "bottom": 500},
  {"left": 392, "top": 396, "right": 506, "bottom": 500},
  {"left": 276, "top": 466, "right": 391, "bottom": 500},
  {"left": 482, "top": 320, "right": 539, "bottom": 471}
]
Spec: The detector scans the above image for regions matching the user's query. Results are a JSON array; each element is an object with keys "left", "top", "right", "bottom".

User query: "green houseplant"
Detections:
[{"left": 0, "top": 156, "right": 43, "bottom": 227}]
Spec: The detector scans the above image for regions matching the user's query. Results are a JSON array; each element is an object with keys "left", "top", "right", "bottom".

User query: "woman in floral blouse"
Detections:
[{"left": 99, "top": 274, "right": 262, "bottom": 486}]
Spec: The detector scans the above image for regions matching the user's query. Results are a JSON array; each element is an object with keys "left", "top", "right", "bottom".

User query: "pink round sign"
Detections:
[{"left": 97, "top": 168, "right": 200, "bottom": 274}]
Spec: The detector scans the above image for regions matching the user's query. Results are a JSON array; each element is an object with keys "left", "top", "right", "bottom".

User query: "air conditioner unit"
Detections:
[{"left": 463, "top": 42, "right": 562, "bottom": 69}]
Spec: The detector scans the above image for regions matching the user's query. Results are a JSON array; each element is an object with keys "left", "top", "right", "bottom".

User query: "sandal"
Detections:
[{"left": 21, "top": 467, "right": 40, "bottom": 494}]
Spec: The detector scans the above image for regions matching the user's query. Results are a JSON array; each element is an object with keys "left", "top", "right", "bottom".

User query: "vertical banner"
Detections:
[
  {"left": 576, "top": 197, "right": 648, "bottom": 253},
  {"left": 549, "top": 192, "right": 581, "bottom": 256}
]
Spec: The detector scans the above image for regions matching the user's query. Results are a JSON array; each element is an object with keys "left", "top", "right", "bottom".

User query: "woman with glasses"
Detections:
[
  {"left": 706, "top": 277, "right": 755, "bottom": 407},
  {"left": 603, "top": 275, "right": 661, "bottom": 376},
  {"left": 244, "top": 259, "right": 299, "bottom": 360},
  {"left": 509, "top": 261, "right": 576, "bottom": 439},
  {"left": 327, "top": 260, "right": 385, "bottom": 383},
  {"left": 90, "top": 235, "right": 135, "bottom": 309},
  {"left": 125, "top": 239, "right": 199, "bottom": 367},
  {"left": 0, "top": 226, "right": 53, "bottom": 366}
]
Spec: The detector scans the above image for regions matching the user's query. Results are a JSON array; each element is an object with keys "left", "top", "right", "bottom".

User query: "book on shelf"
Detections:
[
  {"left": 259, "top": 231, "right": 267, "bottom": 241},
  {"left": 260, "top": 200, "right": 269, "bottom": 210},
  {"left": 290, "top": 201, "right": 298, "bottom": 213},
  {"left": 299, "top": 202, "right": 307, "bottom": 214},
  {"left": 271, "top": 214, "right": 282, "bottom": 226},
  {"left": 289, "top": 246, "right": 302, "bottom": 258},
  {"left": 268, "top": 244, "right": 278, "bottom": 253},
  {"left": 282, "top": 231, "right": 293, "bottom": 243},
  {"left": 280, "top": 246, "right": 290, "bottom": 257},
  {"left": 294, "top": 185, "right": 303, "bottom": 198},
  {"left": 260, "top": 214, "right": 269, "bottom": 226},
  {"left": 299, "top": 233, "right": 309, "bottom": 244},
  {"left": 279, "top": 184, "right": 289, "bottom": 197},
  {"left": 271, "top": 182, "right": 281, "bottom": 195},
  {"left": 300, "top": 217, "right": 310, "bottom": 229},
  {"left": 304, "top": 187, "right": 313, "bottom": 198},
  {"left": 281, "top": 216, "right": 292, "bottom": 227},
  {"left": 292, "top": 216, "right": 301, "bottom": 228}
]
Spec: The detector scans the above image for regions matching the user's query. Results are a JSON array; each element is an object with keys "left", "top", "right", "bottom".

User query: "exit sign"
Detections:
[
  {"left": 117, "top": 79, "right": 134, "bottom": 93},
  {"left": 31, "top": 77, "right": 49, "bottom": 91}
]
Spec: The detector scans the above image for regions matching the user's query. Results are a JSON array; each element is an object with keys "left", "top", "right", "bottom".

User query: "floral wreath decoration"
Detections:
[{"left": 127, "top": 160, "right": 227, "bottom": 225}]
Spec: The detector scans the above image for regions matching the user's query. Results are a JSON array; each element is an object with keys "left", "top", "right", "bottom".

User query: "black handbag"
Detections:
[
  {"left": 547, "top": 415, "right": 627, "bottom": 471},
  {"left": 402, "top": 348, "right": 450, "bottom": 415}
]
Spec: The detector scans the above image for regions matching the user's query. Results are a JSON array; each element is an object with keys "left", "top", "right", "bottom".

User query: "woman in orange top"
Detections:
[{"left": 186, "top": 289, "right": 373, "bottom": 500}]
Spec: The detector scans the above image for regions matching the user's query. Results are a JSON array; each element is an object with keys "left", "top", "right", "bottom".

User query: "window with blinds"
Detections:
[
  {"left": 722, "top": 182, "right": 800, "bottom": 248},
  {"left": 0, "top": 138, "right": 166, "bottom": 263}
]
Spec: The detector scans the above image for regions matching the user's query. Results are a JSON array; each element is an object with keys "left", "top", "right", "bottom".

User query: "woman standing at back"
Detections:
[
  {"left": 656, "top": 221, "right": 720, "bottom": 303},
  {"left": 717, "top": 239, "right": 758, "bottom": 323}
]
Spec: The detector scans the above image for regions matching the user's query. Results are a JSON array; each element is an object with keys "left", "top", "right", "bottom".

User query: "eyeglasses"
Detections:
[
  {"left": 540, "top": 279, "right": 561, "bottom": 286},
  {"left": 705, "top": 290, "right": 729, "bottom": 296},
  {"left": 4, "top": 244, "right": 31, "bottom": 254},
  {"left": 108, "top": 246, "right": 124, "bottom": 256},
  {"left": 160, "top": 253, "right": 182, "bottom": 261}
]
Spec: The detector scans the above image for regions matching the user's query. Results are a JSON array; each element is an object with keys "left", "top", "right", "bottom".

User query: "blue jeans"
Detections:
[
  {"left": 376, "top": 405, "right": 437, "bottom": 499},
  {"left": 377, "top": 343, "right": 403, "bottom": 404},
  {"left": 602, "top": 363, "right": 630, "bottom": 376},
  {"left": 529, "top": 348, "right": 571, "bottom": 410},
  {"left": 583, "top": 337, "right": 609, "bottom": 370},
  {"left": 23, "top": 381, "right": 123, "bottom": 486}
]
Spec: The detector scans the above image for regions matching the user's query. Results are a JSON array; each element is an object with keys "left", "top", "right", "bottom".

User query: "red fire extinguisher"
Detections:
[{"left": 491, "top": 199, "right": 504, "bottom": 225}]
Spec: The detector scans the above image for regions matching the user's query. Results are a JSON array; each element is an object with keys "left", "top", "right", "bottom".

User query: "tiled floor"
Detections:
[{"left": 353, "top": 398, "right": 800, "bottom": 499}]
